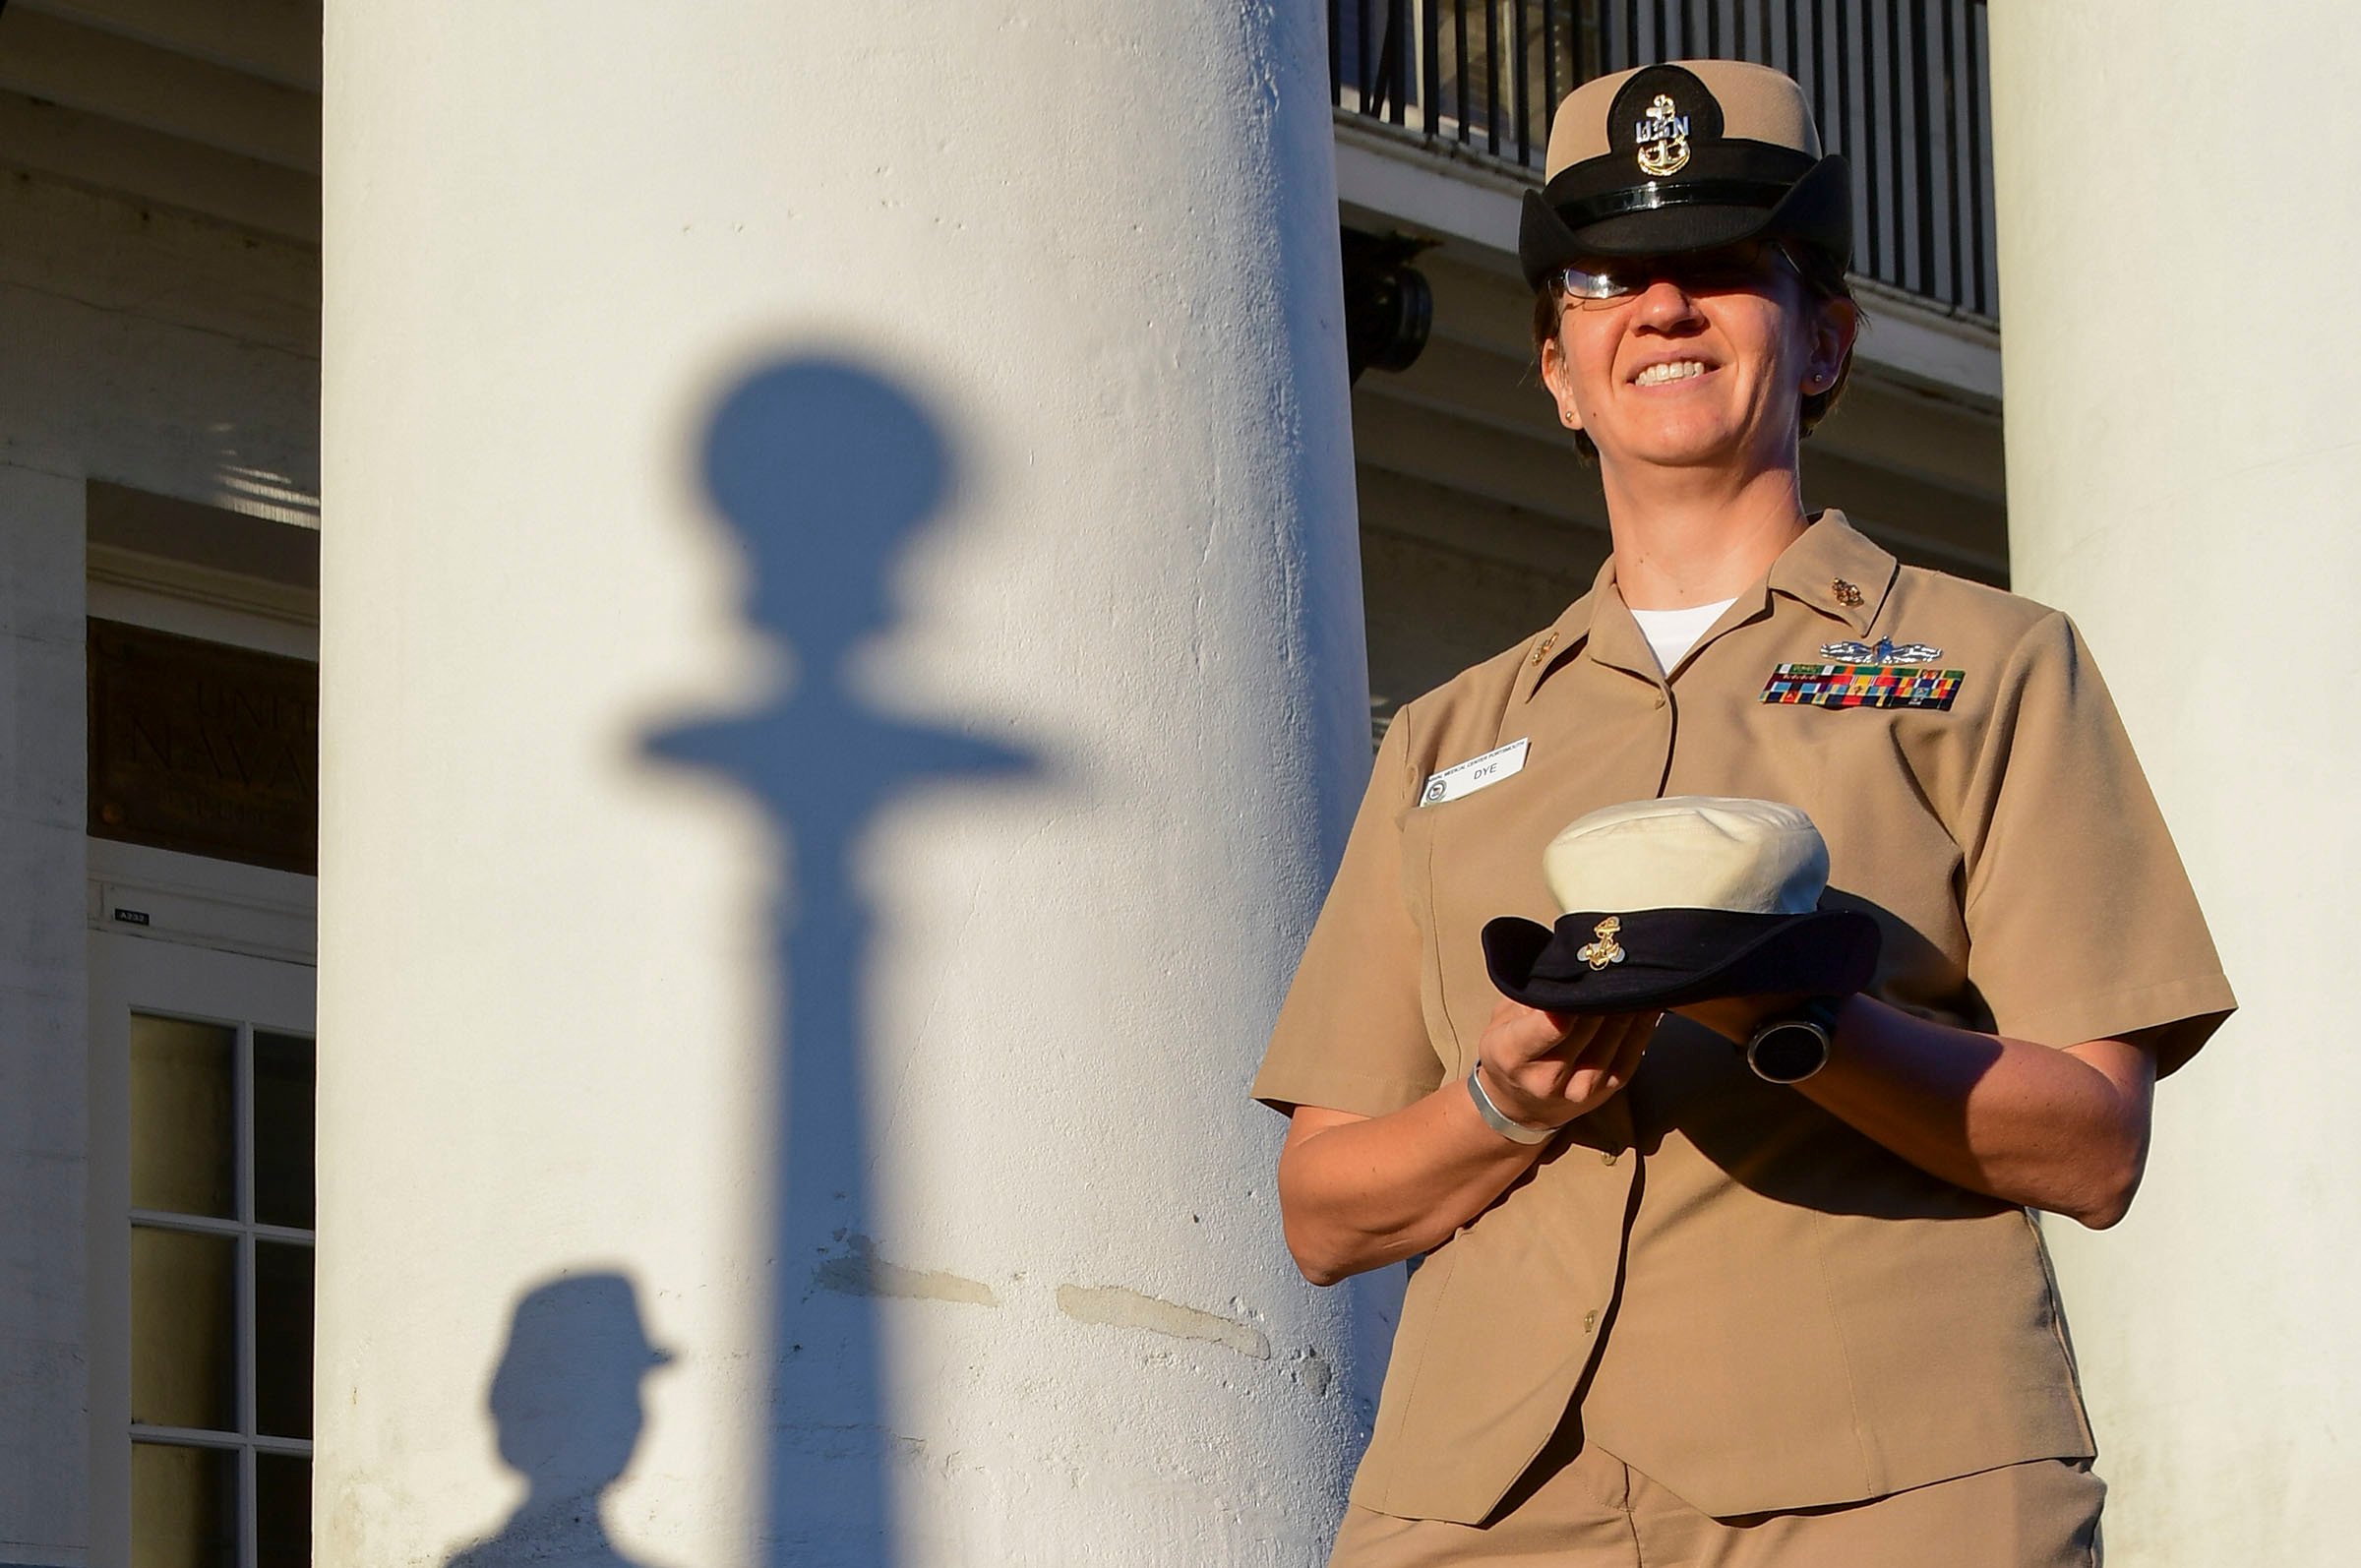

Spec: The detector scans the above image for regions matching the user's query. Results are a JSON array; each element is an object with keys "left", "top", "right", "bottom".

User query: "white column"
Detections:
[
  {"left": 1990, "top": 8, "right": 2361, "bottom": 1563},
  {"left": 0, "top": 465, "right": 88, "bottom": 1567},
  {"left": 319, "top": 5, "right": 1370, "bottom": 1565}
]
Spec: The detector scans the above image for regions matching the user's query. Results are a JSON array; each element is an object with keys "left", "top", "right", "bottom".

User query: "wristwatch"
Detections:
[{"left": 1742, "top": 995, "right": 1841, "bottom": 1084}]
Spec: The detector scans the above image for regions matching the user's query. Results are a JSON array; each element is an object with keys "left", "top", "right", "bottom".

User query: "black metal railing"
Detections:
[{"left": 1331, "top": 1, "right": 1996, "bottom": 318}]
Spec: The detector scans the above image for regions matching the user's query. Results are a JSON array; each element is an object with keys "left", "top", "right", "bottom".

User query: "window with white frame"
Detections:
[{"left": 128, "top": 1013, "right": 315, "bottom": 1568}]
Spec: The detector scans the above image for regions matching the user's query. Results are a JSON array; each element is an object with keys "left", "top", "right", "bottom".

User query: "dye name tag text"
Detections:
[{"left": 1420, "top": 739, "right": 1531, "bottom": 806}]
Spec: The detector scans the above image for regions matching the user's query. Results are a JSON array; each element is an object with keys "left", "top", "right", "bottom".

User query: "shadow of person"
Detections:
[
  {"left": 647, "top": 357, "right": 1039, "bottom": 1562},
  {"left": 448, "top": 1275, "right": 676, "bottom": 1568}
]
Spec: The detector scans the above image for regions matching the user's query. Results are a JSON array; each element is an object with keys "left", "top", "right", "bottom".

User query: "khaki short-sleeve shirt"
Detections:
[{"left": 1253, "top": 513, "right": 2233, "bottom": 1524}]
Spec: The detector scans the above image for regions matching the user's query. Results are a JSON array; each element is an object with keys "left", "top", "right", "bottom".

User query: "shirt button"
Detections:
[
  {"left": 1582, "top": 1308, "right": 1600, "bottom": 1334},
  {"left": 1601, "top": 1150, "right": 1619, "bottom": 1167}
]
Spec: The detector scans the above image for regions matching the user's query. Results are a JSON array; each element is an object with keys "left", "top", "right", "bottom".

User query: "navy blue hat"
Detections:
[
  {"left": 1483, "top": 905, "right": 1878, "bottom": 1013},
  {"left": 1479, "top": 797, "right": 1881, "bottom": 1013}
]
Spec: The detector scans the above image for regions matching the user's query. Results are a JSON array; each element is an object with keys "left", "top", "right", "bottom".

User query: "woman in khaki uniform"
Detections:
[{"left": 1254, "top": 61, "right": 2233, "bottom": 1567}]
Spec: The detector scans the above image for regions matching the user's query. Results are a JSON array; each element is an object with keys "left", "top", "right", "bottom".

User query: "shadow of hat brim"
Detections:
[{"left": 1481, "top": 905, "right": 1881, "bottom": 1013}]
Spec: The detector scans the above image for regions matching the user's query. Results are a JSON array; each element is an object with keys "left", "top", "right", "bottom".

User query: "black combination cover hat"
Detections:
[
  {"left": 1481, "top": 796, "right": 1880, "bottom": 1013},
  {"left": 1519, "top": 59, "right": 1852, "bottom": 288}
]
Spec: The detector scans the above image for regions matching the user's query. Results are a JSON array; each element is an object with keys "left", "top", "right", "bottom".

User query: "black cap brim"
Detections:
[
  {"left": 1519, "top": 153, "right": 1852, "bottom": 289},
  {"left": 1481, "top": 903, "right": 1880, "bottom": 1013}
]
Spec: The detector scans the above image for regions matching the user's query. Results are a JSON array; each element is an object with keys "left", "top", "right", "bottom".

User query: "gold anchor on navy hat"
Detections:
[{"left": 1577, "top": 916, "right": 1627, "bottom": 970}]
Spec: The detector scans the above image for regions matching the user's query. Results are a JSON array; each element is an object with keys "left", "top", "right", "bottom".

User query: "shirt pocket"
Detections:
[
  {"left": 1393, "top": 799, "right": 1467, "bottom": 1076},
  {"left": 1400, "top": 767, "right": 1566, "bottom": 1075}
]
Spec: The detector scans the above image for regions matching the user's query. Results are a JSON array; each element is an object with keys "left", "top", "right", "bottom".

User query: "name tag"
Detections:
[{"left": 1420, "top": 739, "right": 1530, "bottom": 806}]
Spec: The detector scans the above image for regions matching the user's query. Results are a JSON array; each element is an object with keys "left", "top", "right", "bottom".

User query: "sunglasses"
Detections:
[{"left": 1554, "top": 239, "right": 1801, "bottom": 309}]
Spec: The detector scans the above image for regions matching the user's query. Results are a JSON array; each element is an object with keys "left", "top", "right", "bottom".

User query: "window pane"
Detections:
[
  {"left": 255, "top": 1240, "right": 314, "bottom": 1440},
  {"left": 131, "top": 1442, "right": 237, "bottom": 1568},
  {"left": 257, "top": 1452, "right": 310, "bottom": 1568},
  {"left": 131, "top": 1227, "right": 236, "bottom": 1431},
  {"left": 253, "top": 1032, "right": 316, "bottom": 1230},
  {"left": 131, "top": 1015, "right": 235, "bottom": 1218}
]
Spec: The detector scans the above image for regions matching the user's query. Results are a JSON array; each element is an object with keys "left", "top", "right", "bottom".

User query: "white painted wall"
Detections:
[
  {"left": 1990, "top": 8, "right": 2361, "bottom": 1562},
  {"left": 319, "top": 4, "right": 1371, "bottom": 1565},
  {"left": 0, "top": 464, "right": 89, "bottom": 1568},
  {"left": 0, "top": 161, "right": 318, "bottom": 1568},
  {"left": 0, "top": 176, "right": 319, "bottom": 523}
]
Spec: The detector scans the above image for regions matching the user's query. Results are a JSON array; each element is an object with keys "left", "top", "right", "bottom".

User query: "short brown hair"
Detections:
[{"left": 1530, "top": 247, "right": 1861, "bottom": 463}]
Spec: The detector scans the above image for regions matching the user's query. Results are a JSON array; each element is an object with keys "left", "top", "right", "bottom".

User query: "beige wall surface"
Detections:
[
  {"left": 318, "top": 3, "right": 1372, "bottom": 1564},
  {"left": 1993, "top": 6, "right": 2361, "bottom": 1563}
]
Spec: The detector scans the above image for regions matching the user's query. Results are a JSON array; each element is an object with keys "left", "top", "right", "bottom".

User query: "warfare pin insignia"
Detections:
[{"left": 1819, "top": 636, "right": 1943, "bottom": 665}]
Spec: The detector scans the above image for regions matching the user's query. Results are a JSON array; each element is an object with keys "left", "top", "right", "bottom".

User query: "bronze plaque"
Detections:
[{"left": 88, "top": 619, "right": 318, "bottom": 874}]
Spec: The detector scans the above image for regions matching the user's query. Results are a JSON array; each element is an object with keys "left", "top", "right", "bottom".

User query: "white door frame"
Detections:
[{"left": 87, "top": 922, "right": 315, "bottom": 1568}]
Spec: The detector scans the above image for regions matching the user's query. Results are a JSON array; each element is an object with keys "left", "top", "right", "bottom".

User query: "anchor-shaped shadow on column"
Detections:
[{"left": 648, "top": 357, "right": 1039, "bottom": 1564}]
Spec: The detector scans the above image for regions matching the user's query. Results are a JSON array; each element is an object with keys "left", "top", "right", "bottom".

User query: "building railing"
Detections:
[{"left": 1331, "top": 1, "right": 1997, "bottom": 319}]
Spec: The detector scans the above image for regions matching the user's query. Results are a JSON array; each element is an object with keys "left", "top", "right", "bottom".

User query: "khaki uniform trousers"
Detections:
[{"left": 1328, "top": 1442, "right": 2104, "bottom": 1568}]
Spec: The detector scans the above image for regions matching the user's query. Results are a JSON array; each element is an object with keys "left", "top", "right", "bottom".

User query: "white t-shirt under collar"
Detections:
[{"left": 1628, "top": 596, "right": 1738, "bottom": 675}]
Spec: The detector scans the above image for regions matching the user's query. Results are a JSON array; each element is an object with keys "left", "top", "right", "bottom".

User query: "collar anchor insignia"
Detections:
[
  {"left": 1578, "top": 916, "right": 1627, "bottom": 970},
  {"left": 1820, "top": 636, "right": 1943, "bottom": 665}
]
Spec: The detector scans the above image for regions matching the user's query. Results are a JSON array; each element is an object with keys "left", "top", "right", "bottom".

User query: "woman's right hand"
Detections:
[
  {"left": 1277, "top": 1002, "right": 1660, "bottom": 1284},
  {"left": 1473, "top": 999, "right": 1660, "bottom": 1129}
]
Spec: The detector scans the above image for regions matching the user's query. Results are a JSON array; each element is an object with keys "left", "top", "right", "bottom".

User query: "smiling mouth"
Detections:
[{"left": 1633, "top": 360, "right": 1712, "bottom": 387}]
